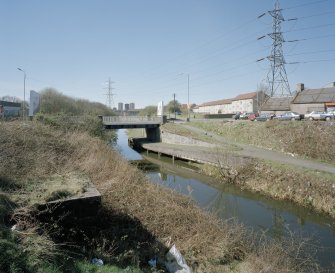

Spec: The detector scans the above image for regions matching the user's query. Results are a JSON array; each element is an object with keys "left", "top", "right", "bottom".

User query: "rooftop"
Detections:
[
  {"left": 292, "top": 87, "right": 335, "bottom": 104},
  {"left": 199, "top": 91, "right": 259, "bottom": 107},
  {"left": 232, "top": 91, "right": 258, "bottom": 101}
]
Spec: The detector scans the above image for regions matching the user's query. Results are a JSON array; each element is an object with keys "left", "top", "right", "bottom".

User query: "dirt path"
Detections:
[{"left": 175, "top": 123, "right": 335, "bottom": 174}]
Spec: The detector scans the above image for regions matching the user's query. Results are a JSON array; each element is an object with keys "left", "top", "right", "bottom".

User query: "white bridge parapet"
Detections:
[{"left": 102, "top": 115, "right": 163, "bottom": 125}]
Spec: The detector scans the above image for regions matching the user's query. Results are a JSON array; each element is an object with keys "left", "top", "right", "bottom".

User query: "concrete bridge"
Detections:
[{"left": 102, "top": 116, "right": 164, "bottom": 141}]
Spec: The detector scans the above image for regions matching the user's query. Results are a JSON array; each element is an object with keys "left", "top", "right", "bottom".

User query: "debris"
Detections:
[
  {"left": 165, "top": 245, "right": 193, "bottom": 273},
  {"left": 148, "top": 258, "right": 157, "bottom": 268},
  {"left": 91, "top": 258, "right": 104, "bottom": 266}
]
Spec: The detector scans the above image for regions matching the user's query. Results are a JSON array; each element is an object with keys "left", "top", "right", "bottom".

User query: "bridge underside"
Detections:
[
  {"left": 104, "top": 124, "right": 161, "bottom": 142},
  {"left": 104, "top": 124, "right": 160, "bottom": 129}
]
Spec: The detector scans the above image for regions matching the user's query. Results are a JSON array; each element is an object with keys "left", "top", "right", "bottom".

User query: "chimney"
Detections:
[{"left": 296, "top": 83, "right": 304, "bottom": 93}]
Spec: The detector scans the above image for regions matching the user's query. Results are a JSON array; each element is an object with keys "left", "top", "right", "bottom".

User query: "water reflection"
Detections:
[
  {"left": 143, "top": 153, "right": 335, "bottom": 268},
  {"left": 114, "top": 129, "right": 335, "bottom": 268}
]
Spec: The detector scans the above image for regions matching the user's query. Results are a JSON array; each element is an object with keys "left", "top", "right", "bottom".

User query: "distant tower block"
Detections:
[
  {"left": 125, "top": 103, "right": 130, "bottom": 111},
  {"left": 129, "top": 103, "right": 135, "bottom": 110},
  {"left": 118, "top": 102, "right": 123, "bottom": 111}
]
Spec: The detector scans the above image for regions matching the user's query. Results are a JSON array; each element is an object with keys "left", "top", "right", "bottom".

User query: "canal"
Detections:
[{"left": 115, "top": 129, "right": 335, "bottom": 269}]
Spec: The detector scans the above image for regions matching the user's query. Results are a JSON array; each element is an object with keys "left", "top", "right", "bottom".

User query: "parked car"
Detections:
[
  {"left": 240, "top": 112, "right": 253, "bottom": 120},
  {"left": 274, "top": 112, "right": 301, "bottom": 121},
  {"left": 233, "top": 112, "right": 241, "bottom": 120},
  {"left": 248, "top": 112, "right": 259, "bottom": 121},
  {"left": 304, "top": 111, "right": 326, "bottom": 121},
  {"left": 320, "top": 111, "right": 335, "bottom": 121},
  {"left": 255, "top": 113, "right": 275, "bottom": 121}
]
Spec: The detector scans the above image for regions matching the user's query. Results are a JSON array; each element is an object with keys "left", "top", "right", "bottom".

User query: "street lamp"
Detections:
[
  {"left": 179, "top": 73, "right": 190, "bottom": 122},
  {"left": 17, "top": 68, "right": 26, "bottom": 121}
]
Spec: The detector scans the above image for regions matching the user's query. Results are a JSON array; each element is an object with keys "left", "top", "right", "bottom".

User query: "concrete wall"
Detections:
[
  {"left": 193, "top": 104, "right": 230, "bottom": 114},
  {"left": 145, "top": 127, "right": 161, "bottom": 142},
  {"left": 161, "top": 130, "right": 214, "bottom": 147},
  {"left": 291, "top": 103, "right": 325, "bottom": 114},
  {"left": 231, "top": 99, "right": 254, "bottom": 113},
  {"left": 262, "top": 110, "right": 287, "bottom": 115},
  {"left": 194, "top": 98, "right": 255, "bottom": 114}
]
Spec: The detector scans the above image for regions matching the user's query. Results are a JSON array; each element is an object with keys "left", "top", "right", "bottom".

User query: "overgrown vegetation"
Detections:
[
  {"left": 191, "top": 120, "right": 335, "bottom": 164},
  {"left": 139, "top": 106, "right": 157, "bottom": 117},
  {"left": 36, "top": 88, "right": 116, "bottom": 140},
  {"left": 0, "top": 120, "right": 323, "bottom": 272},
  {"left": 40, "top": 88, "right": 114, "bottom": 116}
]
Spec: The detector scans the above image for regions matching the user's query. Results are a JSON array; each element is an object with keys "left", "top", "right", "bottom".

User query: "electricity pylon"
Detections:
[
  {"left": 104, "top": 78, "right": 115, "bottom": 109},
  {"left": 266, "top": 0, "right": 291, "bottom": 97}
]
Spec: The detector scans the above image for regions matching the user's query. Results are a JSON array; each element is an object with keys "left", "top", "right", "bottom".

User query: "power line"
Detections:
[
  {"left": 283, "top": 0, "right": 331, "bottom": 11},
  {"left": 284, "top": 23, "right": 335, "bottom": 33},
  {"left": 287, "top": 58, "right": 335, "bottom": 64},
  {"left": 286, "top": 49, "right": 335, "bottom": 56},
  {"left": 129, "top": 18, "right": 261, "bottom": 84},
  {"left": 288, "top": 10, "right": 335, "bottom": 21},
  {"left": 124, "top": 1, "right": 334, "bottom": 103},
  {"left": 286, "top": 34, "right": 335, "bottom": 43}
]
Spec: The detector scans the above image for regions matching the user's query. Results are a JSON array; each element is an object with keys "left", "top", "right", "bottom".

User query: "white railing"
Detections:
[{"left": 102, "top": 115, "right": 162, "bottom": 124}]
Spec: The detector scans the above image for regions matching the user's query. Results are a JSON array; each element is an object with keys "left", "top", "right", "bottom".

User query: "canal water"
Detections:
[{"left": 115, "top": 129, "right": 335, "bottom": 269}]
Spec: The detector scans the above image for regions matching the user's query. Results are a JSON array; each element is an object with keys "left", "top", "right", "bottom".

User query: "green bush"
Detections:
[
  {"left": 40, "top": 88, "right": 114, "bottom": 116},
  {"left": 0, "top": 230, "right": 32, "bottom": 273}
]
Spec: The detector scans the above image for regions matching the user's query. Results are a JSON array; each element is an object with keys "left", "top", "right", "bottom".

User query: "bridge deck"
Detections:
[{"left": 102, "top": 116, "right": 163, "bottom": 129}]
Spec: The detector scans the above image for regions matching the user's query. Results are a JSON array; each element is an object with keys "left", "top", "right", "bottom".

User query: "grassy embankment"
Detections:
[
  {"left": 191, "top": 119, "right": 335, "bottom": 164},
  {"left": 0, "top": 118, "right": 323, "bottom": 273},
  {"left": 162, "top": 121, "right": 335, "bottom": 219}
]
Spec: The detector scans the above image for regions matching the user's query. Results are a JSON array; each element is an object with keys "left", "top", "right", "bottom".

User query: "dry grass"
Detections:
[
  {"left": 162, "top": 123, "right": 215, "bottom": 143},
  {"left": 0, "top": 120, "right": 322, "bottom": 272},
  {"left": 201, "top": 159, "right": 335, "bottom": 219}
]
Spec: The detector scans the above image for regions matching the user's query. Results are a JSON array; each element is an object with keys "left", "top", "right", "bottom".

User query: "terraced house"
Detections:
[
  {"left": 290, "top": 83, "right": 335, "bottom": 113},
  {"left": 193, "top": 91, "right": 266, "bottom": 114}
]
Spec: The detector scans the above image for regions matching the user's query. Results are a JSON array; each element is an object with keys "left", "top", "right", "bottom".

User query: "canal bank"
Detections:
[
  {"left": 117, "top": 129, "right": 335, "bottom": 270},
  {"left": 130, "top": 125, "right": 335, "bottom": 220}
]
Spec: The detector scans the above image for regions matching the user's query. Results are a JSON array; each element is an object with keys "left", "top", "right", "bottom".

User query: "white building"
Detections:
[{"left": 194, "top": 91, "right": 264, "bottom": 114}]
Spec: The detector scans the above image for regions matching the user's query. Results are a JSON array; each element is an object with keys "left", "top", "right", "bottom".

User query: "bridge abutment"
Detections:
[{"left": 145, "top": 127, "right": 161, "bottom": 142}]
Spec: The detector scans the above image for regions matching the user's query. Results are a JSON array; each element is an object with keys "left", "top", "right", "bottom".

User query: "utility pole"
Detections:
[
  {"left": 258, "top": 0, "right": 292, "bottom": 97},
  {"left": 173, "top": 93, "right": 176, "bottom": 120},
  {"left": 178, "top": 73, "right": 191, "bottom": 121},
  {"left": 17, "top": 68, "right": 26, "bottom": 122},
  {"left": 187, "top": 74, "right": 190, "bottom": 122},
  {"left": 104, "top": 78, "right": 115, "bottom": 109}
]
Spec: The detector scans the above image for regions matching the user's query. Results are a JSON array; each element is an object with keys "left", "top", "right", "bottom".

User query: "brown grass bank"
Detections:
[
  {"left": 0, "top": 120, "right": 323, "bottom": 272},
  {"left": 201, "top": 160, "right": 335, "bottom": 219}
]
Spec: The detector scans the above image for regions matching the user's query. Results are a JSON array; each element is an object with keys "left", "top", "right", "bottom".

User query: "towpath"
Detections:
[{"left": 179, "top": 123, "right": 335, "bottom": 174}]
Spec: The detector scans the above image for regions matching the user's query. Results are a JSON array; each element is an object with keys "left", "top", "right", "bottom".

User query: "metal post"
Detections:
[
  {"left": 17, "top": 68, "right": 26, "bottom": 121},
  {"left": 173, "top": 93, "right": 176, "bottom": 120},
  {"left": 187, "top": 74, "right": 190, "bottom": 122},
  {"left": 179, "top": 73, "right": 190, "bottom": 122}
]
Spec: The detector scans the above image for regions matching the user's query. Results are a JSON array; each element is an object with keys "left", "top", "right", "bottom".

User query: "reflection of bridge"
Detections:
[{"left": 102, "top": 116, "right": 164, "bottom": 141}]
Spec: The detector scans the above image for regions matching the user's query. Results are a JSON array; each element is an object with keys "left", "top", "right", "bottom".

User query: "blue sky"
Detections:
[{"left": 1, "top": 0, "right": 334, "bottom": 108}]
